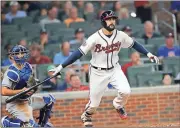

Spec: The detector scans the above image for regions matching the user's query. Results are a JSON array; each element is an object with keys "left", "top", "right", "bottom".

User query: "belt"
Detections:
[{"left": 91, "top": 65, "right": 114, "bottom": 71}]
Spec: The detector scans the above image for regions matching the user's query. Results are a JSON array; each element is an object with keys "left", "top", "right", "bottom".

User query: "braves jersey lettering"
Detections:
[
  {"left": 94, "top": 42, "right": 121, "bottom": 53},
  {"left": 79, "top": 29, "right": 134, "bottom": 68}
]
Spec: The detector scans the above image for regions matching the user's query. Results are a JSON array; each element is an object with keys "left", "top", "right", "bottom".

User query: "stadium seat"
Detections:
[
  {"left": 129, "top": 44, "right": 156, "bottom": 57},
  {"left": 144, "top": 44, "right": 156, "bottom": 54},
  {"left": 45, "top": 23, "right": 67, "bottom": 33},
  {"left": 35, "top": 15, "right": 47, "bottom": 22},
  {"left": 130, "top": 24, "right": 144, "bottom": 33},
  {"left": 147, "top": 37, "right": 165, "bottom": 46},
  {"left": 3, "top": 31, "right": 25, "bottom": 40},
  {"left": 12, "top": 17, "right": 33, "bottom": 25},
  {"left": 70, "top": 43, "right": 81, "bottom": 51},
  {"left": 9, "top": 38, "right": 23, "bottom": 45},
  {"left": 80, "top": 52, "right": 92, "bottom": 61},
  {"left": 42, "top": 50, "right": 53, "bottom": 60},
  {"left": 26, "top": 30, "right": 40, "bottom": 39},
  {"left": 162, "top": 57, "right": 180, "bottom": 77},
  {"left": 84, "top": 13, "right": 96, "bottom": 22},
  {"left": 69, "top": 22, "right": 91, "bottom": 30},
  {"left": 83, "top": 27, "right": 99, "bottom": 37},
  {"left": 91, "top": 20, "right": 101, "bottom": 29},
  {"left": 43, "top": 43, "right": 61, "bottom": 59},
  {"left": 51, "top": 28, "right": 75, "bottom": 37},
  {"left": 49, "top": 35, "right": 61, "bottom": 43},
  {"left": 2, "top": 25, "right": 19, "bottom": 33},
  {"left": 137, "top": 71, "right": 163, "bottom": 87},
  {"left": 29, "top": 10, "right": 39, "bottom": 18},
  {"left": 127, "top": 65, "right": 153, "bottom": 87},
  {"left": 134, "top": 38, "right": 145, "bottom": 45},
  {"left": 118, "top": 49, "right": 130, "bottom": 59},
  {"left": 62, "top": 35, "right": 74, "bottom": 42},
  {"left": 1, "top": 48, "right": 7, "bottom": 61},
  {"left": 132, "top": 31, "right": 143, "bottom": 38},
  {"left": 118, "top": 18, "right": 141, "bottom": 26},
  {"left": 20, "top": 23, "right": 41, "bottom": 32},
  {"left": 147, "top": 37, "right": 166, "bottom": 52},
  {"left": 36, "top": 64, "right": 50, "bottom": 81},
  {"left": 116, "top": 25, "right": 124, "bottom": 31}
]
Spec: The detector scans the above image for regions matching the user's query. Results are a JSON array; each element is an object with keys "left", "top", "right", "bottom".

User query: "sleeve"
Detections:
[
  {"left": 2, "top": 70, "right": 13, "bottom": 88},
  {"left": 53, "top": 54, "right": 60, "bottom": 64},
  {"left": 120, "top": 31, "right": 134, "bottom": 48},
  {"left": 175, "top": 47, "right": 180, "bottom": 56},
  {"left": 157, "top": 47, "right": 164, "bottom": 57},
  {"left": 78, "top": 35, "right": 96, "bottom": 55}
]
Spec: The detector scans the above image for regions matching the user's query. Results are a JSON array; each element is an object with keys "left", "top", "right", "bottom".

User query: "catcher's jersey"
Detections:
[
  {"left": 1, "top": 62, "right": 34, "bottom": 122},
  {"left": 79, "top": 29, "right": 134, "bottom": 68},
  {"left": 2, "top": 62, "right": 33, "bottom": 90}
]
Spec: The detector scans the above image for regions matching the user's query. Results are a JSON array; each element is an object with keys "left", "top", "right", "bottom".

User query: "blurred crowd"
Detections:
[{"left": 1, "top": 1, "right": 180, "bottom": 92}]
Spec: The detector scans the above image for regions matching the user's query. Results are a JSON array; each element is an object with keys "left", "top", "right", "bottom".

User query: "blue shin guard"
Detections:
[
  {"left": 1, "top": 116, "right": 39, "bottom": 127},
  {"left": 37, "top": 94, "right": 55, "bottom": 127},
  {"left": 1, "top": 116, "right": 21, "bottom": 127}
]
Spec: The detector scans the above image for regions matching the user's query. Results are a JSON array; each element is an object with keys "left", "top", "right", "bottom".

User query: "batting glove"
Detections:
[
  {"left": 147, "top": 53, "right": 160, "bottom": 64},
  {"left": 49, "top": 65, "right": 63, "bottom": 76}
]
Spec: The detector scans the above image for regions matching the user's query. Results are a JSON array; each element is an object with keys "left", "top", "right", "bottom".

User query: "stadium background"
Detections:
[{"left": 1, "top": 1, "right": 180, "bottom": 127}]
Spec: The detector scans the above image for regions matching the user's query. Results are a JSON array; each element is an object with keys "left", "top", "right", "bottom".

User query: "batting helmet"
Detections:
[
  {"left": 100, "top": 10, "right": 118, "bottom": 31},
  {"left": 9, "top": 45, "right": 29, "bottom": 64}
]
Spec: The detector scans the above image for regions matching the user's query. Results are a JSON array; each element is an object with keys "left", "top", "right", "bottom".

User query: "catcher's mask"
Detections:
[{"left": 8, "top": 45, "right": 29, "bottom": 65}]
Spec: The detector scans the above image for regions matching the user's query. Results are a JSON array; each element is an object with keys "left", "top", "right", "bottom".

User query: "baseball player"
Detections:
[
  {"left": 50, "top": 10, "right": 159, "bottom": 127},
  {"left": 1, "top": 45, "right": 55, "bottom": 127}
]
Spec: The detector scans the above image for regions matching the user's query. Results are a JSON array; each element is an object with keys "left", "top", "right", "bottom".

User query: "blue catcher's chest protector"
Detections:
[{"left": 8, "top": 62, "right": 32, "bottom": 90}]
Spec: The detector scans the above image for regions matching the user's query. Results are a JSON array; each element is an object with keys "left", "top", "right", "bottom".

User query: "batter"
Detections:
[{"left": 50, "top": 10, "right": 159, "bottom": 127}]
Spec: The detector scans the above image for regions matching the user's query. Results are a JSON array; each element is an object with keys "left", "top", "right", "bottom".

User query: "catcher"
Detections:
[{"left": 1, "top": 45, "right": 55, "bottom": 127}]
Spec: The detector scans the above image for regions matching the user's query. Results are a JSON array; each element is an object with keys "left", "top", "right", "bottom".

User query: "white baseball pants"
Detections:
[{"left": 84, "top": 63, "right": 131, "bottom": 114}]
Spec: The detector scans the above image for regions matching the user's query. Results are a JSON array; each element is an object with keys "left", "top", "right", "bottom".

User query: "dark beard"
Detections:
[{"left": 105, "top": 24, "right": 115, "bottom": 32}]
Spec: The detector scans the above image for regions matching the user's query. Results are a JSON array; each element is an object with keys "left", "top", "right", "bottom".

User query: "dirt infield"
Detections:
[
  {"left": 89, "top": 122, "right": 180, "bottom": 128},
  {"left": 116, "top": 121, "right": 180, "bottom": 128}
]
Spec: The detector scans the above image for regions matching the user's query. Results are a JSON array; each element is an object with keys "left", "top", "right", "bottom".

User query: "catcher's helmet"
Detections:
[
  {"left": 9, "top": 45, "right": 29, "bottom": 64},
  {"left": 100, "top": 10, "right": 118, "bottom": 31}
]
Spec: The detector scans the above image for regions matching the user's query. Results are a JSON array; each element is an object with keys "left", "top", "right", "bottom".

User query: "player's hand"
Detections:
[
  {"left": 20, "top": 87, "right": 27, "bottom": 92},
  {"left": 26, "top": 90, "right": 35, "bottom": 96},
  {"left": 49, "top": 64, "right": 63, "bottom": 76},
  {"left": 147, "top": 53, "right": 159, "bottom": 64},
  {"left": 20, "top": 87, "right": 33, "bottom": 96}
]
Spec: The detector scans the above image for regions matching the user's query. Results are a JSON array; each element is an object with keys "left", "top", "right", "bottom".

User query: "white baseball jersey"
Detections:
[{"left": 78, "top": 29, "right": 134, "bottom": 68}]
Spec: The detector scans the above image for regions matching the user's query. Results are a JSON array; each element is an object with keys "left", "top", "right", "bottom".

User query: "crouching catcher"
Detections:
[{"left": 1, "top": 45, "right": 55, "bottom": 127}]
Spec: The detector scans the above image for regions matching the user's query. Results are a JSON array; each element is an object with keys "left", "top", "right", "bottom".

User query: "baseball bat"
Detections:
[{"left": 5, "top": 72, "right": 61, "bottom": 103}]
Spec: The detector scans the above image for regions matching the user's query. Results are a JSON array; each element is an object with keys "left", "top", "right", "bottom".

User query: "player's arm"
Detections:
[
  {"left": 132, "top": 40, "right": 148, "bottom": 55},
  {"left": 132, "top": 40, "right": 159, "bottom": 63},
  {"left": 1, "top": 86, "right": 25, "bottom": 96},
  {"left": 1, "top": 70, "right": 26, "bottom": 96},
  {"left": 62, "top": 37, "right": 95, "bottom": 68},
  {"left": 121, "top": 31, "right": 159, "bottom": 64},
  {"left": 50, "top": 36, "right": 95, "bottom": 75},
  {"left": 62, "top": 49, "right": 83, "bottom": 68}
]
